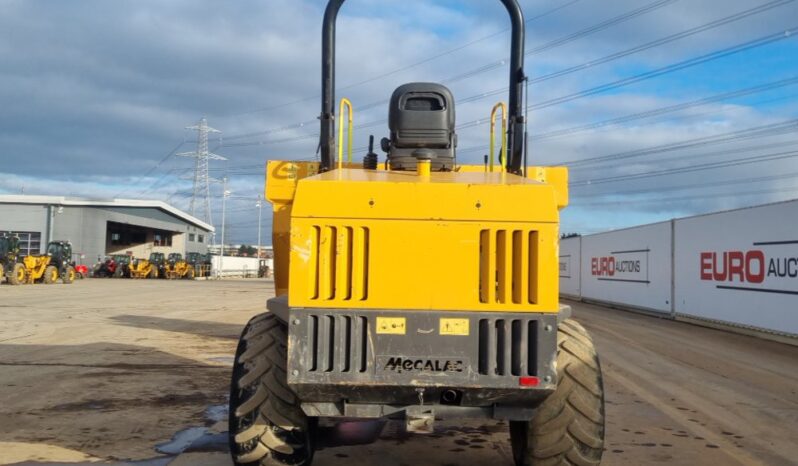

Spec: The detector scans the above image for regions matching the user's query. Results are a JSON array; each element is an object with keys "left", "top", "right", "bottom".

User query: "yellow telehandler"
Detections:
[
  {"left": 164, "top": 253, "right": 195, "bottom": 279},
  {"left": 19, "top": 241, "right": 76, "bottom": 284},
  {"left": 129, "top": 252, "right": 166, "bottom": 279}
]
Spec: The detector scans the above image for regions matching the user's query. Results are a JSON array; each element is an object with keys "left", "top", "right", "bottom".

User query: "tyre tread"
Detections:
[
  {"left": 229, "top": 313, "right": 312, "bottom": 466},
  {"left": 516, "top": 318, "right": 605, "bottom": 466}
]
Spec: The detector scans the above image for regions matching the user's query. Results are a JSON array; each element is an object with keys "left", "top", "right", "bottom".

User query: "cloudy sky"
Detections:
[{"left": 1, "top": 0, "right": 797, "bottom": 244}]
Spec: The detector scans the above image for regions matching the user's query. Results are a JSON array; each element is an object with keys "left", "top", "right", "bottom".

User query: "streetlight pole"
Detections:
[
  {"left": 256, "top": 196, "right": 263, "bottom": 260},
  {"left": 220, "top": 177, "right": 230, "bottom": 278}
]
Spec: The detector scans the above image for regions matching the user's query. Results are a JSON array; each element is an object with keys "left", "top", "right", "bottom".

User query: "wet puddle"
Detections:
[
  {"left": 155, "top": 403, "right": 229, "bottom": 455},
  {"left": 204, "top": 404, "right": 228, "bottom": 423}
]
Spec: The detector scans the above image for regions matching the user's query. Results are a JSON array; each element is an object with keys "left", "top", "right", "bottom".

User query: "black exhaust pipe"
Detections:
[
  {"left": 441, "top": 389, "right": 462, "bottom": 405},
  {"left": 319, "top": 0, "right": 526, "bottom": 173}
]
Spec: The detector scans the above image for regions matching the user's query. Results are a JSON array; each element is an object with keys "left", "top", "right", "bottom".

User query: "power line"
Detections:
[
  {"left": 113, "top": 140, "right": 185, "bottom": 198},
  {"left": 574, "top": 185, "right": 798, "bottom": 207},
  {"left": 453, "top": 0, "right": 796, "bottom": 104},
  {"left": 445, "top": 0, "right": 681, "bottom": 84},
  {"left": 531, "top": 77, "right": 798, "bottom": 142},
  {"left": 571, "top": 149, "right": 798, "bottom": 187},
  {"left": 573, "top": 169, "right": 798, "bottom": 199},
  {"left": 222, "top": 25, "right": 798, "bottom": 152},
  {"left": 562, "top": 119, "right": 798, "bottom": 167},
  {"left": 220, "top": 0, "right": 682, "bottom": 141},
  {"left": 570, "top": 139, "right": 798, "bottom": 173},
  {"left": 526, "top": 27, "right": 798, "bottom": 113},
  {"left": 221, "top": 0, "right": 583, "bottom": 118}
]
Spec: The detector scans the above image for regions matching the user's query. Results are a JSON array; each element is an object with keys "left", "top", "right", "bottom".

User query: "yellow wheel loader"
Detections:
[
  {"left": 20, "top": 241, "right": 76, "bottom": 285},
  {"left": 129, "top": 252, "right": 166, "bottom": 279},
  {"left": 228, "top": 1, "right": 605, "bottom": 465},
  {"left": 164, "top": 253, "right": 195, "bottom": 279}
]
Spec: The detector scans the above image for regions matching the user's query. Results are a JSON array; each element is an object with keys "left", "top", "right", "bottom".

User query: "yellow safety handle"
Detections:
[
  {"left": 338, "top": 98, "right": 354, "bottom": 169},
  {"left": 489, "top": 102, "right": 507, "bottom": 173}
]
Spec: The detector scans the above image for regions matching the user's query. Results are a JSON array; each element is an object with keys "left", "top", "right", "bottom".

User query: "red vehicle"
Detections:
[
  {"left": 74, "top": 264, "right": 89, "bottom": 279},
  {"left": 93, "top": 257, "right": 117, "bottom": 278}
]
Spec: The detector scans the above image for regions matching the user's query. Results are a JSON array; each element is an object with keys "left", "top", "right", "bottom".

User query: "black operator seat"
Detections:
[{"left": 383, "top": 82, "right": 457, "bottom": 171}]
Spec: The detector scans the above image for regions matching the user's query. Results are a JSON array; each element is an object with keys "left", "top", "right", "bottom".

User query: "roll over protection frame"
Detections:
[{"left": 319, "top": 0, "right": 526, "bottom": 174}]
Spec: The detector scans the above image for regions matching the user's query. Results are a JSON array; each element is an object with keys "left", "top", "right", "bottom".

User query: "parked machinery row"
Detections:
[
  {"left": 94, "top": 252, "right": 211, "bottom": 279},
  {"left": 0, "top": 235, "right": 77, "bottom": 285}
]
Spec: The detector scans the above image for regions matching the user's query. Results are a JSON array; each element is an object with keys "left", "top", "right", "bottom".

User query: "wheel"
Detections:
[
  {"left": 114, "top": 267, "right": 124, "bottom": 278},
  {"left": 63, "top": 266, "right": 76, "bottom": 284},
  {"left": 43, "top": 265, "right": 59, "bottom": 284},
  {"left": 229, "top": 313, "right": 314, "bottom": 466},
  {"left": 186, "top": 267, "right": 196, "bottom": 280},
  {"left": 149, "top": 268, "right": 158, "bottom": 279},
  {"left": 9, "top": 263, "right": 26, "bottom": 285},
  {"left": 510, "top": 319, "right": 605, "bottom": 466}
]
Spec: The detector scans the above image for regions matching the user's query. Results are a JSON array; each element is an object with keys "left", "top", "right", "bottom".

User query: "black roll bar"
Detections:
[{"left": 319, "top": 0, "right": 526, "bottom": 173}]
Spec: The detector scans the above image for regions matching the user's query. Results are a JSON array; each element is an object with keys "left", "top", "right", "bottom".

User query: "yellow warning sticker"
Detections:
[
  {"left": 376, "top": 317, "right": 406, "bottom": 335},
  {"left": 440, "top": 318, "right": 469, "bottom": 336}
]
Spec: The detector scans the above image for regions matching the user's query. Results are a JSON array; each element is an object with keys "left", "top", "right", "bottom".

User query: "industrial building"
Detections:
[{"left": 0, "top": 195, "right": 214, "bottom": 265}]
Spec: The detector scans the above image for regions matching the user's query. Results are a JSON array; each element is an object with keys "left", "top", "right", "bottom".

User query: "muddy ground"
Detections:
[{"left": 0, "top": 279, "right": 796, "bottom": 465}]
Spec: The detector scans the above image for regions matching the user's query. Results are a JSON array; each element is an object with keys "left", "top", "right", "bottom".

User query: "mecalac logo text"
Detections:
[{"left": 383, "top": 357, "right": 464, "bottom": 374}]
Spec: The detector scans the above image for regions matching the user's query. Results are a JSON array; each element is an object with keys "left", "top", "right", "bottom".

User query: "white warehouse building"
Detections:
[{"left": 0, "top": 195, "right": 214, "bottom": 265}]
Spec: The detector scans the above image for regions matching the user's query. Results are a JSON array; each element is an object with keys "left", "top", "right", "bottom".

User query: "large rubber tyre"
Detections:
[
  {"left": 43, "top": 265, "right": 58, "bottom": 284},
  {"left": 114, "top": 267, "right": 124, "bottom": 278},
  {"left": 185, "top": 267, "right": 196, "bottom": 280},
  {"left": 63, "top": 266, "right": 76, "bottom": 284},
  {"left": 510, "top": 319, "right": 605, "bottom": 466},
  {"left": 149, "top": 268, "right": 158, "bottom": 279},
  {"left": 9, "top": 263, "right": 26, "bottom": 285},
  {"left": 229, "top": 313, "right": 314, "bottom": 466}
]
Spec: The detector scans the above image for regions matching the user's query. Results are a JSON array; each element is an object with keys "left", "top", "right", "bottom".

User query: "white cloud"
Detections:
[{"left": 1, "top": 0, "right": 796, "bottom": 242}]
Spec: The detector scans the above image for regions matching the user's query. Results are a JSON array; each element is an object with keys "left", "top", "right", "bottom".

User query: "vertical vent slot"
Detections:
[
  {"left": 324, "top": 315, "right": 335, "bottom": 372},
  {"left": 512, "top": 231, "right": 527, "bottom": 305},
  {"left": 358, "top": 316, "right": 369, "bottom": 372},
  {"left": 309, "top": 227, "right": 320, "bottom": 299},
  {"left": 319, "top": 227, "right": 337, "bottom": 300},
  {"left": 307, "top": 314, "right": 369, "bottom": 374},
  {"left": 496, "top": 319, "right": 507, "bottom": 375},
  {"left": 511, "top": 319, "right": 529, "bottom": 376},
  {"left": 495, "top": 230, "right": 507, "bottom": 303},
  {"left": 336, "top": 227, "right": 353, "bottom": 301},
  {"left": 352, "top": 227, "right": 370, "bottom": 301},
  {"left": 527, "top": 321, "right": 538, "bottom": 376},
  {"left": 479, "top": 230, "right": 493, "bottom": 303},
  {"left": 480, "top": 229, "right": 537, "bottom": 304},
  {"left": 478, "top": 319, "right": 489, "bottom": 374},
  {"left": 528, "top": 231, "right": 539, "bottom": 304},
  {"left": 339, "top": 315, "right": 351, "bottom": 372},
  {"left": 309, "top": 315, "right": 319, "bottom": 372},
  {"left": 309, "top": 225, "right": 370, "bottom": 301},
  {"left": 478, "top": 318, "right": 538, "bottom": 377}
]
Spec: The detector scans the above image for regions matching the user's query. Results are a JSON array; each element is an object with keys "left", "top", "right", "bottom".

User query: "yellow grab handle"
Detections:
[
  {"left": 489, "top": 102, "right": 507, "bottom": 173},
  {"left": 338, "top": 98, "right": 354, "bottom": 169}
]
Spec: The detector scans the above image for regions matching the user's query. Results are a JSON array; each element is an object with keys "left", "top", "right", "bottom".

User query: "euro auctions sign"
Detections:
[
  {"left": 590, "top": 249, "right": 649, "bottom": 284},
  {"left": 675, "top": 202, "right": 798, "bottom": 336},
  {"left": 700, "top": 242, "right": 798, "bottom": 295}
]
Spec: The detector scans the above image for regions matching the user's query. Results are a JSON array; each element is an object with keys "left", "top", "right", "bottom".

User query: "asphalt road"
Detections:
[{"left": 0, "top": 279, "right": 795, "bottom": 466}]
